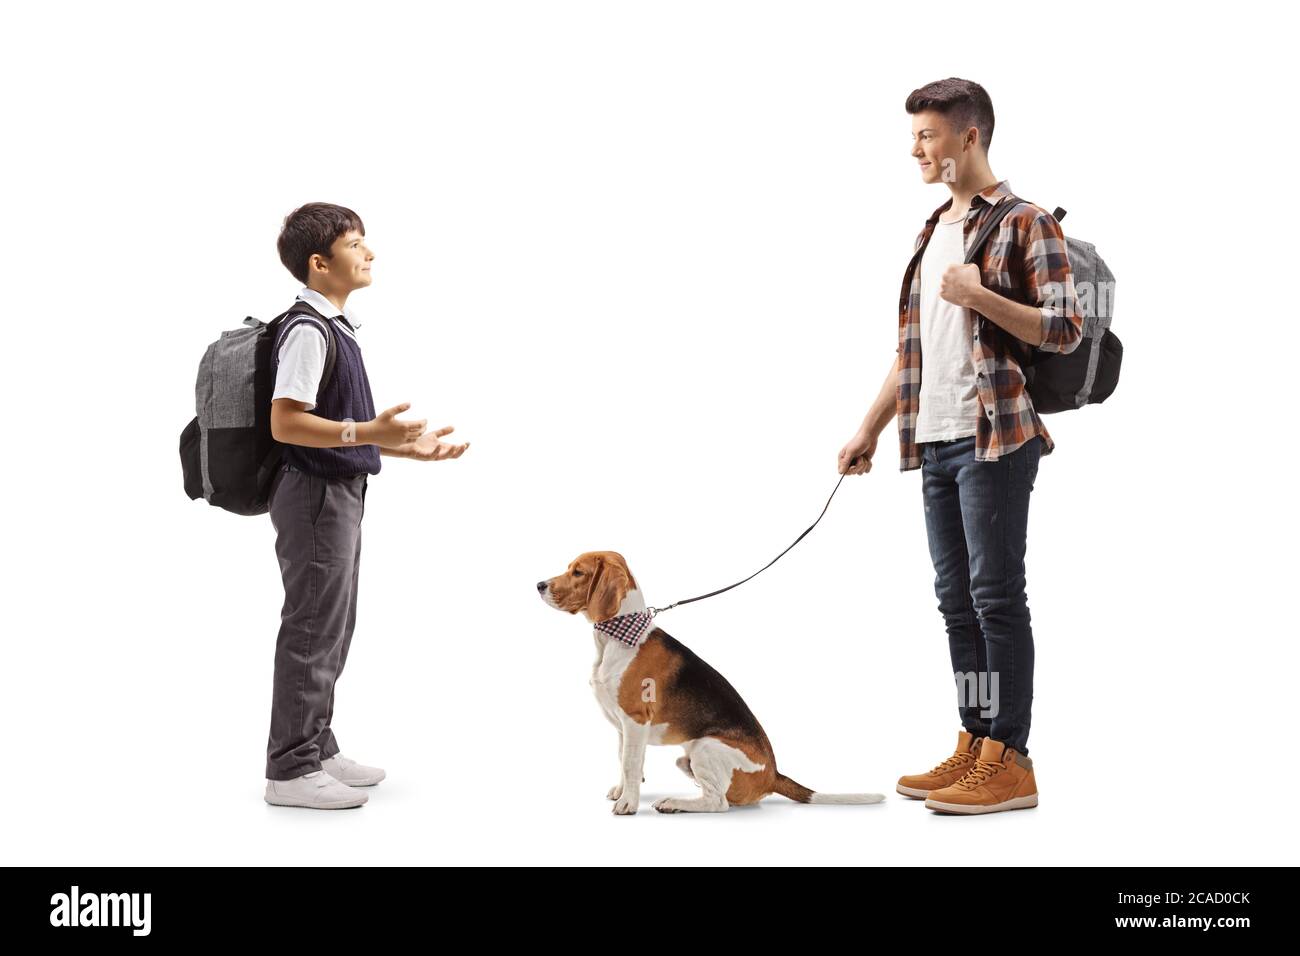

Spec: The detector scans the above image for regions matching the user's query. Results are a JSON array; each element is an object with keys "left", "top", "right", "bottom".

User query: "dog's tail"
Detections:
[{"left": 772, "top": 772, "right": 885, "bottom": 805}]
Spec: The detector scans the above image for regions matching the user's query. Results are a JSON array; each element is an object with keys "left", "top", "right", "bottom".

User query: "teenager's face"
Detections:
[
  {"left": 311, "top": 228, "right": 374, "bottom": 291},
  {"left": 911, "top": 110, "right": 972, "bottom": 185}
]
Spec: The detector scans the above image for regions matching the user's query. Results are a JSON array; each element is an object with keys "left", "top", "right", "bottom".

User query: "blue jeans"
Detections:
[{"left": 920, "top": 434, "right": 1041, "bottom": 755}]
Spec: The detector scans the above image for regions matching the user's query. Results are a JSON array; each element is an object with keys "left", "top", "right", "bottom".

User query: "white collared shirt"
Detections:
[{"left": 271, "top": 287, "right": 363, "bottom": 411}]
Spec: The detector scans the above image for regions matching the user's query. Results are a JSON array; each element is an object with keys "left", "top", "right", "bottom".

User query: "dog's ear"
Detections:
[{"left": 588, "top": 555, "right": 630, "bottom": 622}]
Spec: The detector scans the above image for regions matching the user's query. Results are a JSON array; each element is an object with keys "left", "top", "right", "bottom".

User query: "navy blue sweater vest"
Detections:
[{"left": 272, "top": 305, "right": 382, "bottom": 479}]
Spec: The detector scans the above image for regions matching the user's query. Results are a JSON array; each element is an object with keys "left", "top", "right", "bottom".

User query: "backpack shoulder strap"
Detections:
[
  {"left": 270, "top": 301, "right": 339, "bottom": 395},
  {"left": 963, "top": 194, "right": 1028, "bottom": 266},
  {"left": 964, "top": 195, "right": 1050, "bottom": 369}
]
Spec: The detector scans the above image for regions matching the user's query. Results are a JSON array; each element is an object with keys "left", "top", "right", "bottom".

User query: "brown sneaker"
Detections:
[
  {"left": 896, "top": 730, "right": 985, "bottom": 799},
  {"left": 924, "top": 737, "right": 1038, "bottom": 815}
]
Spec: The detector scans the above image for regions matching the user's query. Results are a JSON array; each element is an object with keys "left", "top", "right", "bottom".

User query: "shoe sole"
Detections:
[
  {"left": 896, "top": 784, "right": 930, "bottom": 799},
  {"left": 924, "top": 793, "right": 1038, "bottom": 814},
  {"left": 264, "top": 795, "right": 368, "bottom": 809}
]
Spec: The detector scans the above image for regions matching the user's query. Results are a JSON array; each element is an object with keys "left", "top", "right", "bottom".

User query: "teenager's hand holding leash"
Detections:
[{"left": 838, "top": 430, "right": 877, "bottom": 476}]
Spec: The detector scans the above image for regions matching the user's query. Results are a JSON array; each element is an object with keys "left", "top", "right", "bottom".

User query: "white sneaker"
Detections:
[
  {"left": 264, "top": 770, "right": 368, "bottom": 809},
  {"left": 321, "top": 753, "right": 386, "bottom": 787}
]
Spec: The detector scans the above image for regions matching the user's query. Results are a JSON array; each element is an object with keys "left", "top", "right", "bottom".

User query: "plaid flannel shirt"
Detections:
[{"left": 895, "top": 179, "right": 1084, "bottom": 471}]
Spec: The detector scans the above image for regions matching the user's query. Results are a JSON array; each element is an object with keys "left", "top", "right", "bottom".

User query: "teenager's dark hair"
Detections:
[
  {"left": 277, "top": 202, "right": 366, "bottom": 285},
  {"left": 905, "top": 78, "right": 995, "bottom": 153}
]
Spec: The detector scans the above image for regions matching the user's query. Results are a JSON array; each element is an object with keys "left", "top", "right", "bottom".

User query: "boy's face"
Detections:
[
  {"left": 911, "top": 109, "right": 974, "bottom": 185},
  {"left": 309, "top": 228, "right": 374, "bottom": 292}
]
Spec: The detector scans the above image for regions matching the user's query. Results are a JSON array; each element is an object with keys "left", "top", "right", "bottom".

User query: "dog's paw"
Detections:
[
  {"left": 612, "top": 794, "right": 639, "bottom": 815},
  {"left": 608, "top": 775, "right": 645, "bottom": 800},
  {"left": 652, "top": 798, "right": 684, "bottom": 813}
]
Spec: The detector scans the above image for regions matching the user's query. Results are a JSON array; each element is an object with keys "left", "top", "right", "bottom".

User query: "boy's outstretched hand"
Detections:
[
  {"left": 397, "top": 425, "right": 470, "bottom": 462},
  {"left": 370, "top": 402, "right": 428, "bottom": 447}
]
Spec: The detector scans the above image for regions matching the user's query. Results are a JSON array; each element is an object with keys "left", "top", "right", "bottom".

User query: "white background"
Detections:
[{"left": 3, "top": 0, "right": 1295, "bottom": 866}]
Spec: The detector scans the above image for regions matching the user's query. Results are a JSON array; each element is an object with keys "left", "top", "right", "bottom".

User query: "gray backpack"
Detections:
[
  {"left": 966, "top": 197, "right": 1121, "bottom": 413},
  {"left": 179, "top": 302, "right": 337, "bottom": 515}
]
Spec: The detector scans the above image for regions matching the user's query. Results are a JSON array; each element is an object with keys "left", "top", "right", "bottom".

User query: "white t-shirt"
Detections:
[
  {"left": 914, "top": 216, "right": 981, "bottom": 442},
  {"left": 271, "top": 287, "right": 363, "bottom": 412}
]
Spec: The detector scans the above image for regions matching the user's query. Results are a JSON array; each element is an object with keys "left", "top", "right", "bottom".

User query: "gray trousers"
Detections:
[{"left": 265, "top": 462, "right": 368, "bottom": 780}]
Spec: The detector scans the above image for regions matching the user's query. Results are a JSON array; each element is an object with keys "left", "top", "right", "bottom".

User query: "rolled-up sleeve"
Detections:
[{"left": 1023, "top": 211, "right": 1084, "bottom": 354}]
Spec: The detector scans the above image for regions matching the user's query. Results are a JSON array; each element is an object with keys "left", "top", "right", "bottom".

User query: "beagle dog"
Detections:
[{"left": 537, "top": 550, "right": 884, "bottom": 814}]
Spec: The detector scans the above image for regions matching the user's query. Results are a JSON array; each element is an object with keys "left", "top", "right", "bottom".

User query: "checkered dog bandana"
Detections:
[{"left": 593, "top": 611, "right": 655, "bottom": 648}]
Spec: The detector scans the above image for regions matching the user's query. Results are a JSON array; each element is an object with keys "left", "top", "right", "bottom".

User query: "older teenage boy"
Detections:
[
  {"left": 263, "top": 202, "right": 469, "bottom": 810},
  {"left": 837, "top": 79, "right": 1083, "bottom": 814}
]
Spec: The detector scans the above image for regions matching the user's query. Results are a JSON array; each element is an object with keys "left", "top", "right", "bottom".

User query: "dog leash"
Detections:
[{"left": 646, "top": 471, "right": 849, "bottom": 618}]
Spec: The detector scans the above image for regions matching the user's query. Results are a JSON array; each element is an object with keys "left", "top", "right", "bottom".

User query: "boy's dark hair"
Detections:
[
  {"left": 277, "top": 202, "right": 366, "bottom": 285},
  {"left": 905, "top": 78, "right": 995, "bottom": 153}
]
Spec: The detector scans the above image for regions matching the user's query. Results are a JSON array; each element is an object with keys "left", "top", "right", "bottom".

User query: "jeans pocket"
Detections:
[{"left": 1018, "top": 436, "right": 1042, "bottom": 492}]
